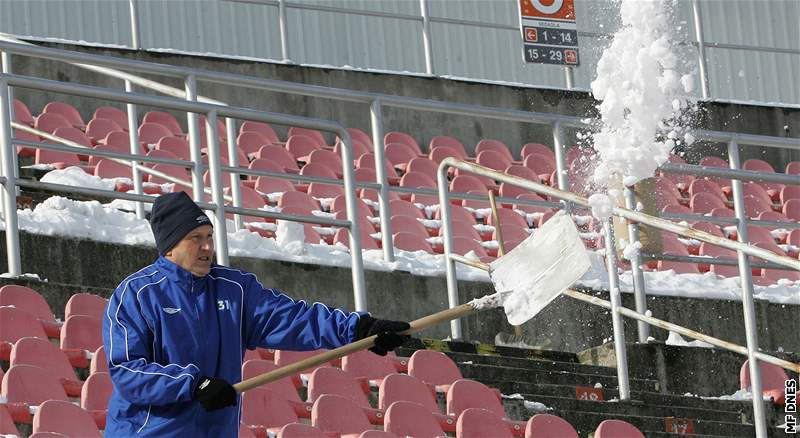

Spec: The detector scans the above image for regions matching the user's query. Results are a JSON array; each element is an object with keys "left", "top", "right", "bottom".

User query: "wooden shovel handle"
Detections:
[{"left": 233, "top": 303, "right": 476, "bottom": 393}]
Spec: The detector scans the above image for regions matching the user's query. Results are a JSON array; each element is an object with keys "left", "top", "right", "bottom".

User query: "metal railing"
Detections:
[{"left": 437, "top": 158, "right": 799, "bottom": 438}]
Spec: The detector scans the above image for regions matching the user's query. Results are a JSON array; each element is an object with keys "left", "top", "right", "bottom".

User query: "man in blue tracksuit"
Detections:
[{"left": 103, "top": 191, "right": 410, "bottom": 436}]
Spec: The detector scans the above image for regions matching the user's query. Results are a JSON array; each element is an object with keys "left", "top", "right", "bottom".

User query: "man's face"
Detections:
[{"left": 165, "top": 225, "right": 214, "bottom": 277}]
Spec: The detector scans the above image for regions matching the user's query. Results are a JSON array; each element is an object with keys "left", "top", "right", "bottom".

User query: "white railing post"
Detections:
[
  {"left": 419, "top": 0, "right": 434, "bottom": 75},
  {"left": 564, "top": 67, "right": 574, "bottom": 90},
  {"left": 128, "top": 0, "right": 141, "bottom": 50},
  {"left": 1, "top": 51, "right": 20, "bottom": 198},
  {"left": 691, "top": 0, "right": 710, "bottom": 99},
  {"left": 225, "top": 117, "right": 244, "bottom": 231},
  {"left": 337, "top": 130, "right": 368, "bottom": 311},
  {"left": 184, "top": 74, "right": 205, "bottom": 201},
  {"left": 278, "top": 0, "right": 291, "bottom": 63},
  {"left": 204, "top": 111, "right": 229, "bottom": 266},
  {"left": 369, "top": 99, "right": 395, "bottom": 262},
  {"left": 437, "top": 163, "right": 461, "bottom": 339},
  {"left": 124, "top": 80, "right": 146, "bottom": 220},
  {"left": 727, "top": 138, "right": 768, "bottom": 438},
  {"left": 623, "top": 186, "right": 650, "bottom": 342},
  {"left": 602, "top": 220, "right": 631, "bottom": 400},
  {"left": 0, "top": 78, "right": 21, "bottom": 276}
]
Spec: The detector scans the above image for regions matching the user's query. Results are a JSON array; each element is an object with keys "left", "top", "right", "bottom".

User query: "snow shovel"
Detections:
[{"left": 233, "top": 211, "right": 591, "bottom": 393}]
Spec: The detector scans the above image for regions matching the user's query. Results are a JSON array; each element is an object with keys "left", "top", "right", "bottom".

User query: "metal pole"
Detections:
[
  {"left": 551, "top": 121, "right": 569, "bottom": 191},
  {"left": 337, "top": 130, "right": 368, "bottom": 311},
  {"left": 184, "top": 74, "right": 204, "bottom": 201},
  {"left": 124, "top": 80, "right": 146, "bottom": 220},
  {"left": 278, "top": 0, "right": 291, "bottom": 63},
  {"left": 603, "top": 220, "right": 630, "bottom": 401},
  {"left": 419, "top": 0, "right": 434, "bottom": 75},
  {"left": 437, "top": 163, "right": 461, "bottom": 339},
  {"left": 0, "top": 79, "right": 21, "bottom": 276},
  {"left": 727, "top": 138, "right": 768, "bottom": 438},
  {"left": 623, "top": 186, "right": 649, "bottom": 342},
  {"left": 204, "top": 111, "right": 229, "bottom": 266},
  {"left": 369, "top": 99, "right": 394, "bottom": 263},
  {"left": 128, "top": 0, "right": 141, "bottom": 50},
  {"left": 564, "top": 67, "right": 574, "bottom": 90},
  {"left": 691, "top": 0, "right": 710, "bottom": 99},
  {"left": 225, "top": 117, "right": 243, "bottom": 231},
  {"left": 1, "top": 51, "right": 19, "bottom": 198}
]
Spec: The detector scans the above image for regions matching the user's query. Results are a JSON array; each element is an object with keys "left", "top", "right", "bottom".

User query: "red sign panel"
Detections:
[
  {"left": 518, "top": 0, "right": 580, "bottom": 66},
  {"left": 664, "top": 417, "right": 696, "bottom": 435},
  {"left": 575, "top": 386, "right": 605, "bottom": 401},
  {"left": 519, "top": 0, "right": 575, "bottom": 21}
]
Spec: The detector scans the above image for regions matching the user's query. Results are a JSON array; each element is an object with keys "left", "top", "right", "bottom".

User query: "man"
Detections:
[{"left": 103, "top": 191, "right": 410, "bottom": 436}]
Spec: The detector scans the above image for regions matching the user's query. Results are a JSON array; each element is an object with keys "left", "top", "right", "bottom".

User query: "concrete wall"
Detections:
[
  {"left": 6, "top": 42, "right": 800, "bottom": 168},
  {"left": 3, "top": 231, "right": 798, "bottom": 353}
]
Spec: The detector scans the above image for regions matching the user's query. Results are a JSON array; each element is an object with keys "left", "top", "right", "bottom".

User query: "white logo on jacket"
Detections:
[{"left": 162, "top": 307, "right": 181, "bottom": 314}]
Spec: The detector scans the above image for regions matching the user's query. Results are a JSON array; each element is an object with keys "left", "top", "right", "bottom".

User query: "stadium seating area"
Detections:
[
  {"left": 12, "top": 98, "right": 800, "bottom": 284},
  {"left": 2, "top": 282, "right": 791, "bottom": 437}
]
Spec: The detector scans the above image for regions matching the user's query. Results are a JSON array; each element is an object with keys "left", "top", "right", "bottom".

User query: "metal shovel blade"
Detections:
[{"left": 488, "top": 211, "right": 591, "bottom": 326}]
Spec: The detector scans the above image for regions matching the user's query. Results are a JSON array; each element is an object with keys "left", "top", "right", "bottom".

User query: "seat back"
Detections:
[
  {"left": 241, "top": 359, "right": 302, "bottom": 403},
  {"left": 143, "top": 111, "right": 183, "bottom": 136},
  {"left": 379, "top": 373, "right": 440, "bottom": 413},
  {"left": 288, "top": 127, "right": 327, "bottom": 148},
  {"left": 241, "top": 388, "right": 298, "bottom": 429},
  {"left": 456, "top": 408, "right": 513, "bottom": 438},
  {"left": 2, "top": 364, "right": 69, "bottom": 405},
  {"left": 93, "top": 106, "right": 128, "bottom": 130},
  {"left": 740, "top": 359, "right": 790, "bottom": 392},
  {"left": 342, "top": 350, "right": 398, "bottom": 381},
  {"left": 10, "top": 336, "right": 78, "bottom": 382},
  {"left": 138, "top": 122, "right": 174, "bottom": 145},
  {"left": 520, "top": 143, "right": 555, "bottom": 162},
  {"left": 446, "top": 379, "right": 504, "bottom": 417},
  {"left": 385, "top": 131, "right": 422, "bottom": 155},
  {"left": 81, "top": 372, "right": 113, "bottom": 412},
  {"left": 408, "top": 350, "right": 463, "bottom": 387},
  {"left": 60, "top": 315, "right": 103, "bottom": 351},
  {"left": 0, "top": 285, "right": 56, "bottom": 322},
  {"left": 65, "top": 293, "right": 108, "bottom": 320},
  {"left": 594, "top": 419, "right": 645, "bottom": 438},
  {"left": 525, "top": 413, "right": 579, "bottom": 438},
  {"left": 0, "top": 306, "right": 48, "bottom": 344},
  {"left": 241, "top": 121, "right": 280, "bottom": 143},
  {"left": 43, "top": 102, "right": 85, "bottom": 128},
  {"left": 385, "top": 142, "right": 418, "bottom": 166},
  {"left": 278, "top": 423, "right": 328, "bottom": 438},
  {"left": 307, "top": 367, "right": 370, "bottom": 408},
  {"left": 385, "top": 400, "right": 446, "bottom": 438},
  {"left": 311, "top": 394, "right": 372, "bottom": 435},
  {"left": 32, "top": 399, "right": 101, "bottom": 438}
]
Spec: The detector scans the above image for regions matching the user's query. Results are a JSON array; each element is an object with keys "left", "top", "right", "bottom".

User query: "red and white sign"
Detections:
[{"left": 518, "top": 0, "right": 580, "bottom": 65}]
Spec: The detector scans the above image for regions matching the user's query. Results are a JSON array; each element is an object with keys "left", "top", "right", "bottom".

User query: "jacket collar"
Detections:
[{"left": 156, "top": 256, "right": 207, "bottom": 287}]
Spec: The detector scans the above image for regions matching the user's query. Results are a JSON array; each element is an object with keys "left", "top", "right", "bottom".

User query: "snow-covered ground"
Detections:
[{"left": 3, "top": 168, "right": 798, "bottom": 305}]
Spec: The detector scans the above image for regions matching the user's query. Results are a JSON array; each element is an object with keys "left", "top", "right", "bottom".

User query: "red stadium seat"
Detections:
[
  {"left": 385, "top": 142, "right": 418, "bottom": 169},
  {"left": 143, "top": 111, "right": 183, "bottom": 136},
  {"left": 255, "top": 175, "right": 296, "bottom": 197},
  {"left": 443, "top": 220, "right": 482, "bottom": 241},
  {"left": 35, "top": 144, "right": 81, "bottom": 169},
  {"left": 278, "top": 423, "right": 327, "bottom": 438},
  {"left": 342, "top": 350, "right": 399, "bottom": 388},
  {"left": 149, "top": 162, "right": 190, "bottom": 187},
  {"left": 378, "top": 374, "right": 441, "bottom": 416},
  {"left": 333, "top": 227, "right": 380, "bottom": 251},
  {"left": 446, "top": 379, "right": 506, "bottom": 419},
  {"left": 288, "top": 127, "right": 328, "bottom": 148},
  {"left": 85, "top": 118, "right": 123, "bottom": 143},
  {"left": 525, "top": 414, "right": 579, "bottom": 438},
  {"left": 409, "top": 350, "right": 463, "bottom": 393},
  {"left": 60, "top": 315, "right": 103, "bottom": 352},
  {"left": 32, "top": 399, "right": 101, "bottom": 438},
  {"left": 783, "top": 199, "right": 800, "bottom": 220},
  {"left": 523, "top": 154, "right": 556, "bottom": 182},
  {"left": 90, "top": 346, "right": 108, "bottom": 375},
  {"left": 429, "top": 146, "right": 463, "bottom": 164},
  {"left": 430, "top": 136, "right": 467, "bottom": 158},
  {"left": 155, "top": 136, "right": 191, "bottom": 160},
  {"left": 456, "top": 408, "right": 513, "bottom": 438},
  {"left": 780, "top": 185, "right": 800, "bottom": 205},
  {"left": 0, "top": 307, "right": 48, "bottom": 360},
  {"left": 407, "top": 157, "right": 439, "bottom": 180},
  {"left": 743, "top": 159, "right": 783, "bottom": 197},
  {"left": 13, "top": 128, "right": 39, "bottom": 158},
  {"left": 689, "top": 179, "right": 726, "bottom": 202},
  {"left": 520, "top": 143, "right": 555, "bottom": 162},
  {"left": 476, "top": 139, "right": 514, "bottom": 161},
  {"left": 34, "top": 112, "right": 72, "bottom": 134},
  {"left": 0, "top": 404, "right": 18, "bottom": 436},
  {"left": 513, "top": 194, "right": 551, "bottom": 215},
  {"left": 389, "top": 199, "right": 425, "bottom": 219},
  {"left": 333, "top": 138, "right": 371, "bottom": 162},
  {"left": 690, "top": 193, "right": 727, "bottom": 215},
  {"left": 391, "top": 215, "right": 428, "bottom": 237},
  {"left": 311, "top": 394, "right": 373, "bottom": 435},
  {"left": 10, "top": 337, "right": 82, "bottom": 397},
  {"left": 256, "top": 145, "right": 300, "bottom": 173},
  {"left": 434, "top": 205, "right": 476, "bottom": 225},
  {"left": 0, "top": 285, "right": 60, "bottom": 338},
  {"left": 2, "top": 365, "right": 69, "bottom": 423},
  {"left": 13, "top": 98, "right": 35, "bottom": 126},
  {"left": 400, "top": 171, "right": 438, "bottom": 205},
  {"left": 485, "top": 208, "right": 529, "bottom": 230},
  {"left": 356, "top": 153, "right": 399, "bottom": 178},
  {"left": 450, "top": 175, "right": 488, "bottom": 194},
  {"left": 305, "top": 148, "right": 343, "bottom": 175},
  {"left": 93, "top": 106, "right": 129, "bottom": 131},
  {"left": 275, "top": 349, "right": 333, "bottom": 389},
  {"left": 241, "top": 360, "right": 309, "bottom": 419},
  {"left": 385, "top": 400, "right": 447, "bottom": 438},
  {"left": 43, "top": 102, "right": 85, "bottom": 129},
  {"left": 279, "top": 191, "right": 320, "bottom": 212},
  {"left": 393, "top": 232, "right": 434, "bottom": 253},
  {"left": 138, "top": 122, "right": 174, "bottom": 145},
  {"left": 477, "top": 150, "right": 512, "bottom": 172},
  {"left": 241, "top": 121, "right": 280, "bottom": 144},
  {"left": 286, "top": 135, "right": 323, "bottom": 161},
  {"left": 339, "top": 128, "right": 374, "bottom": 149},
  {"left": 594, "top": 419, "right": 645, "bottom": 438},
  {"left": 385, "top": 131, "right": 423, "bottom": 156},
  {"left": 95, "top": 159, "right": 132, "bottom": 181},
  {"left": 699, "top": 243, "right": 740, "bottom": 278},
  {"left": 242, "top": 388, "right": 299, "bottom": 436},
  {"left": 657, "top": 236, "right": 699, "bottom": 274},
  {"left": 240, "top": 422, "right": 258, "bottom": 438},
  {"left": 307, "top": 367, "right": 371, "bottom": 409},
  {"left": 102, "top": 130, "right": 145, "bottom": 155},
  {"left": 81, "top": 372, "right": 113, "bottom": 429},
  {"left": 238, "top": 131, "right": 275, "bottom": 157}
]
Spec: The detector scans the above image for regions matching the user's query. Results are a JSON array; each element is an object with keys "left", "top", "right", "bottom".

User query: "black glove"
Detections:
[
  {"left": 193, "top": 376, "right": 237, "bottom": 411},
  {"left": 356, "top": 315, "right": 411, "bottom": 356}
]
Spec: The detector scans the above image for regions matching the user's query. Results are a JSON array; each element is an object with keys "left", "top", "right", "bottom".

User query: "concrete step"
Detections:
[
  {"left": 460, "top": 362, "right": 661, "bottom": 393},
  {"left": 400, "top": 337, "right": 579, "bottom": 364}
]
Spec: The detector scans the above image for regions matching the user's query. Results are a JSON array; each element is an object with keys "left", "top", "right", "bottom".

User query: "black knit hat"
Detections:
[{"left": 149, "top": 192, "right": 213, "bottom": 255}]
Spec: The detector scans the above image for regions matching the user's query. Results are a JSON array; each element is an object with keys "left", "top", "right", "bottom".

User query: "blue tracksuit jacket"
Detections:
[{"left": 102, "top": 256, "right": 365, "bottom": 437}]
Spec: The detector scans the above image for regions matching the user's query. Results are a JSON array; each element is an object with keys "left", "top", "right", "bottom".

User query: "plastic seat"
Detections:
[
  {"left": 0, "top": 285, "right": 60, "bottom": 337},
  {"left": 90, "top": 345, "right": 108, "bottom": 375},
  {"left": 279, "top": 191, "right": 320, "bottom": 211},
  {"left": 43, "top": 102, "right": 85, "bottom": 129},
  {"left": 13, "top": 128, "right": 39, "bottom": 157},
  {"left": 784, "top": 199, "right": 800, "bottom": 220},
  {"left": 593, "top": 419, "right": 645, "bottom": 438},
  {"left": 13, "top": 98, "right": 35, "bottom": 125},
  {"left": 451, "top": 175, "right": 489, "bottom": 195},
  {"left": 255, "top": 175, "right": 296, "bottom": 197},
  {"left": 138, "top": 122, "right": 174, "bottom": 145},
  {"left": 495, "top": 223, "right": 529, "bottom": 245},
  {"left": 312, "top": 394, "right": 373, "bottom": 435},
  {"left": 476, "top": 150, "right": 512, "bottom": 172},
  {"left": 429, "top": 146, "right": 463, "bottom": 164},
  {"left": 659, "top": 154, "right": 693, "bottom": 189},
  {"left": 379, "top": 373, "right": 441, "bottom": 416},
  {"left": 2, "top": 365, "right": 69, "bottom": 422},
  {"left": 333, "top": 227, "right": 380, "bottom": 251},
  {"left": 275, "top": 349, "right": 333, "bottom": 388},
  {"left": 690, "top": 192, "right": 727, "bottom": 215},
  {"left": 237, "top": 131, "right": 274, "bottom": 157},
  {"left": 657, "top": 238, "right": 699, "bottom": 274},
  {"left": 278, "top": 423, "right": 328, "bottom": 438},
  {"left": 155, "top": 136, "right": 191, "bottom": 160},
  {"left": 90, "top": 145, "right": 133, "bottom": 170},
  {"left": 94, "top": 159, "right": 132, "bottom": 181},
  {"left": 385, "top": 142, "right": 418, "bottom": 168},
  {"left": 85, "top": 118, "right": 123, "bottom": 143},
  {"left": 780, "top": 185, "right": 800, "bottom": 205},
  {"left": 32, "top": 399, "right": 101, "bottom": 438},
  {"left": 699, "top": 243, "right": 740, "bottom": 278},
  {"left": 34, "top": 112, "right": 72, "bottom": 135},
  {"left": 525, "top": 414, "right": 579, "bottom": 438},
  {"left": 102, "top": 130, "right": 145, "bottom": 155},
  {"left": 699, "top": 157, "right": 731, "bottom": 189},
  {"left": 476, "top": 139, "right": 513, "bottom": 161},
  {"left": 456, "top": 408, "right": 513, "bottom": 438},
  {"left": 35, "top": 143, "right": 81, "bottom": 169},
  {"left": 434, "top": 205, "right": 477, "bottom": 225},
  {"left": 743, "top": 159, "right": 783, "bottom": 196},
  {"left": 241, "top": 360, "right": 305, "bottom": 408},
  {"left": 389, "top": 199, "right": 425, "bottom": 219},
  {"left": 342, "top": 350, "right": 398, "bottom": 387},
  {"left": 143, "top": 111, "right": 183, "bottom": 136},
  {"left": 485, "top": 208, "right": 529, "bottom": 230},
  {"left": 409, "top": 350, "right": 463, "bottom": 392},
  {"left": 287, "top": 135, "right": 323, "bottom": 161},
  {"left": 444, "top": 220, "right": 482, "bottom": 242},
  {"left": 385, "top": 131, "right": 423, "bottom": 156},
  {"left": 447, "top": 379, "right": 504, "bottom": 418},
  {"left": 241, "top": 121, "right": 280, "bottom": 144},
  {"left": 242, "top": 388, "right": 299, "bottom": 436},
  {"left": 523, "top": 154, "right": 556, "bottom": 182},
  {"left": 385, "top": 401, "right": 446, "bottom": 438},
  {"left": 400, "top": 171, "right": 438, "bottom": 205},
  {"left": 93, "top": 106, "right": 128, "bottom": 130},
  {"left": 0, "top": 307, "right": 49, "bottom": 360},
  {"left": 307, "top": 367, "right": 370, "bottom": 408},
  {"left": 0, "top": 404, "right": 17, "bottom": 436},
  {"left": 329, "top": 195, "right": 372, "bottom": 217},
  {"left": 248, "top": 157, "right": 285, "bottom": 177},
  {"left": 393, "top": 231, "right": 434, "bottom": 253},
  {"left": 689, "top": 179, "right": 726, "bottom": 202},
  {"left": 430, "top": 136, "right": 467, "bottom": 158},
  {"left": 520, "top": 143, "right": 555, "bottom": 162},
  {"left": 149, "top": 162, "right": 190, "bottom": 187},
  {"left": 339, "top": 128, "right": 374, "bottom": 149},
  {"left": 81, "top": 372, "right": 113, "bottom": 429},
  {"left": 255, "top": 145, "right": 300, "bottom": 173},
  {"left": 391, "top": 215, "right": 429, "bottom": 236},
  {"left": 288, "top": 127, "right": 328, "bottom": 148},
  {"left": 356, "top": 153, "right": 398, "bottom": 177},
  {"left": 10, "top": 337, "right": 82, "bottom": 397},
  {"left": 513, "top": 194, "right": 551, "bottom": 215},
  {"left": 60, "top": 315, "right": 103, "bottom": 352},
  {"left": 306, "top": 149, "right": 343, "bottom": 175},
  {"left": 240, "top": 422, "right": 258, "bottom": 438},
  {"left": 407, "top": 157, "right": 439, "bottom": 180}
]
